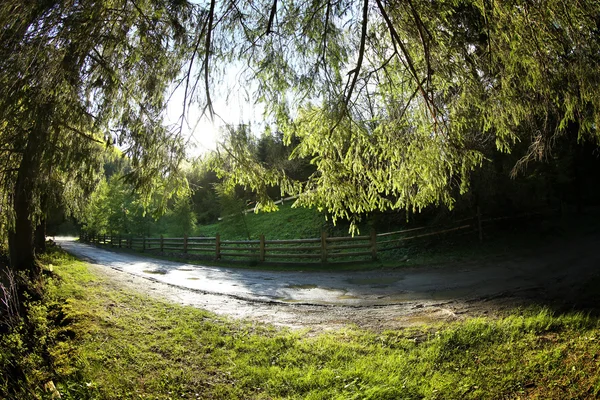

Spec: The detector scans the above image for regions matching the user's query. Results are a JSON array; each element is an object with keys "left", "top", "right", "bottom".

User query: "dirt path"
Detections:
[{"left": 57, "top": 236, "right": 600, "bottom": 331}]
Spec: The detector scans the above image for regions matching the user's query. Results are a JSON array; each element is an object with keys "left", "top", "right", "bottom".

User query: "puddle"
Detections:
[
  {"left": 187, "top": 277, "right": 200, "bottom": 280},
  {"left": 274, "top": 297, "right": 304, "bottom": 303},
  {"left": 143, "top": 269, "right": 167, "bottom": 275},
  {"left": 337, "top": 294, "right": 359, "bottom": 300},
  {"left": 346, "top": 277, "right": 399, "bottom": 285},
  {"left": 179, "top": 268, "right": 195, "bottom": 271},
  {"left": 286, "top": 284, "right": 318, "bottom": 289}
]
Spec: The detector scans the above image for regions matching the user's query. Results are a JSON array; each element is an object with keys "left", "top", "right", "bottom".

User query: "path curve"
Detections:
[{"left": 56, "top": 236, "right": 600, "bottom": 330}]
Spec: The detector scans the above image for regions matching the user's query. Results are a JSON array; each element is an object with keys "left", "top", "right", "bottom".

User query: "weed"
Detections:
[{"left": 0, "top": 268, "right": 20, "bottom": 332}]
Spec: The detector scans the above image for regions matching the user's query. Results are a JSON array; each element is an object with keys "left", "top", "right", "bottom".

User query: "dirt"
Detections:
[
  {"left": 57, "top": 235, "right": 600, "bottom": 332},
  {"left": 84, "top": 262, "right": 467, "bottom": 331}
]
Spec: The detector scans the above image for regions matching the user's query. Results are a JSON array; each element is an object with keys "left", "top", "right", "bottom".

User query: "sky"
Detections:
[{"left": 165, "top": 66, "right": 266, "bottom": 158}]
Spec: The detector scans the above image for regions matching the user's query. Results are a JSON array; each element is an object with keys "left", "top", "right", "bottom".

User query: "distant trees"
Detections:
[{"left": 81, "top": 170, "right": 200, "bottom": 239}]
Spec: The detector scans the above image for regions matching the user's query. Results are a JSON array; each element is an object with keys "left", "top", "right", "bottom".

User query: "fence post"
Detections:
[
  {"left": 215, "top": 233, "right": 221, "bottom": 260},
  {"left": 183, "top": 234, "right": 188, "bottom": 253},
  {"left": 142, "top": 236, "right": 146, "bottom": 252},
  {"left": 160, "top": 235, "right": 164, "bottom": 252},
  {"left": 103, "top": 233, "right": 106, "bottom": 245},
  {"left": 321, "top": 231, "right": 328, "bottom": 263},
  {"left": 370, "top": 228, "right": 378, "bottom": 261},
  {"left": 477, "top": 206, "right": 483, "bottom": 243},
  {"left": 118, "top": 234, "right": 121, "bottom": 248},
  {"left": 259, "top": 234, "right": 265, "bottom": 262}
]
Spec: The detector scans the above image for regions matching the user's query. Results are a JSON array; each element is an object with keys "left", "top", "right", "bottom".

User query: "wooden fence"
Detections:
[{"left": 80, "top": 211, "right": 486, "bottom": 264}]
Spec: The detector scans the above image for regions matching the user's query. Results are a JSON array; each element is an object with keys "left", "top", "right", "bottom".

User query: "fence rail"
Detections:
[{"left": 80, "top": 210, "right": 489, "bottom": 264}]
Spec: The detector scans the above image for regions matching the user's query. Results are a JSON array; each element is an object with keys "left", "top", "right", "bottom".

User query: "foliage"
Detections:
[
  {"left": 165, "top": 194, "right": 198, "bottom": 237},
  {"left": 187, "top": 159, "right": 221, "bottom": 225},
  {"left": 0, "top": 0, "right": 197, "bottom": 273},
  {"left": 81, "top": 172, "right": 197, "bottom": 238},
  {"left": 213, "top": 183, "right": 253, "bottom": 240},
  {"left": 205, "top": 0, "right": 600, "bottom": 232},
  {"left": 209, "top": 125, "right": 302, "bottom": 214}
]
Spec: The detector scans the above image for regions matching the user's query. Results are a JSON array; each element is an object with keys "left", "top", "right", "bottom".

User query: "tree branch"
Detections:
[
  {"left": 405, "top": 0, "right": 433, "bottom": 96},
  {"left": 320, "top": 0, "right": 332, "bottom": 66},
  {"left": 179, "top": 11, "right": 210, "bottom": 136},
  {"left": 344, "top": 0, "right": 369, "bottom": 106},
  {"left": 60, "top": 123, "right": 104, "bottom": 144},
  {"left": 374, "top": 0, "right": 439, "bottom": 129},
  {"left": 266, "top": 0, "right": 277, "bottom": 35},
  {"left": 203, "top": 0, "right": 216, "bottom": 118}
]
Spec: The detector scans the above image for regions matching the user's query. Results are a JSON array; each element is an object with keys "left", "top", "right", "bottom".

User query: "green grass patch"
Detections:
[
  {"left": 196, "top": 203, "right": 328, "bottom": 240},
  {"left": 4, "top": 246, "right": 600, "bottom": 398}
]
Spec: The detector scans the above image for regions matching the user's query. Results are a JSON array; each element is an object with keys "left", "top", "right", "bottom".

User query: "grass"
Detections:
[
  {"left": 196, "top": 203, "right": 328, "bottom": 240},
  {"left": 4, "top": 246, "right": 600, "bottom": 398}
]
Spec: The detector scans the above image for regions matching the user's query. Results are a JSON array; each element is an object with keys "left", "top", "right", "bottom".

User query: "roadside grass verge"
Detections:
[{"left": 4, "top": 246, "right": 600, "bottom": 399}]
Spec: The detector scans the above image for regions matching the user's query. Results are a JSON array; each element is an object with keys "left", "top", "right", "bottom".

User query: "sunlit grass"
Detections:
[{"left": 196, "top": 202, "right": 328, "bottom": 240}]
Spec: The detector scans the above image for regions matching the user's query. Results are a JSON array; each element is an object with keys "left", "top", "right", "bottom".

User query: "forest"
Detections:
[{"left": 3, "top": 0, "right": 600, "bottom": 398}]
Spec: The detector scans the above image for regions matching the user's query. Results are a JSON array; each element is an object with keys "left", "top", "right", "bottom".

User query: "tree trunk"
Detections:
[
  {"left": 8, "top": 108, "right": 50, "bottom": 286},
  {"left": 34, "top": 217, "right": 47, "bottom": 254}
]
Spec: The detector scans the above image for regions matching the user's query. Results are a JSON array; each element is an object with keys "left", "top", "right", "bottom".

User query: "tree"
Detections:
[
  {"left": 203, "top": 1, "right": 600, "bottom": 230},
  {"left": 82, "top": 172, "right": 171, "bottom": 238},
  {"left": 166, "top": 195, "right": 198, "bottom": 237},
  {"left": 187, "top": 160, "right": 221, "bottom": 225},
  {"left": 0, "top": 1, "right": 196, "bottom": 286}
]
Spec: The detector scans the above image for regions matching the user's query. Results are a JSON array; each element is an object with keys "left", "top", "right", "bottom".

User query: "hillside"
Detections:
[{"left": 195, "top": 203, "right": 329, "bottom": 240}]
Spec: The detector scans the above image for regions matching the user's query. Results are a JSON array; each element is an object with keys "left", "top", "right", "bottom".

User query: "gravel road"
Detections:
[{"left": 56, "top": 235, "right": 600, "bottom": 331}]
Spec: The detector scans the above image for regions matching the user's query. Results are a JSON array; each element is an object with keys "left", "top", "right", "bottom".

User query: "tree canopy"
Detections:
[{"left": 205, "top": 0, "right": 600, "bottom": 229}]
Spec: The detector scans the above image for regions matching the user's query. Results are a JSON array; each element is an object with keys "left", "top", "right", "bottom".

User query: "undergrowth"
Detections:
[{"left": 3, "top": 246, "right": 600, "bottom": 398}]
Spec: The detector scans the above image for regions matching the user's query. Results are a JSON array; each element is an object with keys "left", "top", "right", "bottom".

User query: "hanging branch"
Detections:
[
  {"left": 344, "top": 0, "right": 369, "bottom": 106},
  {"left": 61, "top": 123, "right": 104, "bottom": 144},
  {"left": 320, "top": 0, "right": 332, "bottom": 66},
  {"left": 405, "top": 0, "right": 433, "bottom": 101},
  {"left": 203, "top": 0, "right": 216, "bottom": 118},
  {"left": 179, "top": 10, "right": 210, "bottom": 136},
  {"left": 266, "top": 0, "right": 277, "bottom": 35},
  {"left": 374, "top": 0, "right": 440, "bottom": 130}
]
